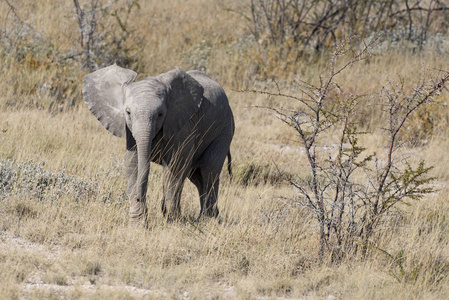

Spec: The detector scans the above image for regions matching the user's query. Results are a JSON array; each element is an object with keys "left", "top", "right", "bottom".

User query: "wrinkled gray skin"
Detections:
[{"left": 83, "top": 64, "right": 234, "bottom": 225}]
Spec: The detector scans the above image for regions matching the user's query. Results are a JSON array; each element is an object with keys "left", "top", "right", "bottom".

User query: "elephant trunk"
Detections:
[
  {"left": 130, "top": 125, "right": 154, "bottom": 223},
  {"left": 136, "top": 130, "right": 153, "bottom": 201}
]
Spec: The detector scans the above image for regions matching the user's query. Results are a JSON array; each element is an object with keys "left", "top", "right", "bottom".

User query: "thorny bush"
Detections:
[{"left": 246, "top": 36, "right": 449, "bottom": 261}]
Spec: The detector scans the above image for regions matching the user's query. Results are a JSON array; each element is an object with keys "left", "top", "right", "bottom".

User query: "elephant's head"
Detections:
[{"left": 82, "top": 64, "right": 204, "bottom": 203}]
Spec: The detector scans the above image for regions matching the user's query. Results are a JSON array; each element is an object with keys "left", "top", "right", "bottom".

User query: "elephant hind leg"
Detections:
[
  {"left": 194, "top": 136, "right": 232, "bottom": 219},
  {"left": 189, "top": 167, "right": 219, "bottom": 219}
]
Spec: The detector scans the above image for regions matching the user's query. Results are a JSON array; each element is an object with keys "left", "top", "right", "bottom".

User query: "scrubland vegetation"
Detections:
[{"left": 1, "top": 0, "right": 449, "bottom": 298}]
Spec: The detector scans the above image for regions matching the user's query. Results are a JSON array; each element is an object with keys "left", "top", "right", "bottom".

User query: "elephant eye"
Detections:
[
  {"left": 158, "top": 112, "right": 163, "bottom": 117},
  {"left": 125, "top": 108, "right": 131, "bottom": 115}
]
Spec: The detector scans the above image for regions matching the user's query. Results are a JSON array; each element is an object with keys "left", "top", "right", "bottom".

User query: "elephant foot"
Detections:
[
  {"left": 162, "top": 199, "right": 181, "bottom": 222},
  {"left": 161, "top": 199, "right": 181, "bottom": 221},
  {"left": 163, "top": 208, "right": 181, "bottom": 222},
  {"left": 129, "top": 201, "right": 148, "bottom": 227},
  {"left": 130, "top": 217, "right": 148, "bottom": 228},
  {"left": 198, "top": 206, "right": 219, "bottom": 221}
]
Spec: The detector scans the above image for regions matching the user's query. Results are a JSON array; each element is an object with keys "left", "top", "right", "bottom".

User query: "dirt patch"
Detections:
[{"left": 0, "top": 230, "right": 168, "bottom": 298}]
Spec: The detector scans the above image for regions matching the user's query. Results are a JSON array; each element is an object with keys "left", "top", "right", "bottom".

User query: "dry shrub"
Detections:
[
  {"left": 0, "top": 0, "right": 142, "bottom": 111},
  {"left": 247, "top": 36, "right": 449, "bottom": 260},
  {"left": 244, "top": 0, "right": 449, "bottom": 56}
]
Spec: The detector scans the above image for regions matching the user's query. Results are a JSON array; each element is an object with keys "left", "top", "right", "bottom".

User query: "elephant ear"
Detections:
[
  {"left": 156, "top": 68, "right": 204, "bottom": 139},
  {"left": 82, "top": 64, "right": 137, "bottom": 137}
]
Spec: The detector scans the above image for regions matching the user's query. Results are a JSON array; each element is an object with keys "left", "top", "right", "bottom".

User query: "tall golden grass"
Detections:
[{"left": 1, "top": 0, "right": 449, "bottom": 298}]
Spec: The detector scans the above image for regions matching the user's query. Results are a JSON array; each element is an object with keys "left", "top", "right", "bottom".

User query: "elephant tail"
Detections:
[{"left": 227, "top": 151, "right": 233, "bottom": 180}]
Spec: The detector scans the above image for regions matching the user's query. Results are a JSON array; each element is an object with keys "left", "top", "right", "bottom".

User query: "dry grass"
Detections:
[{"left": 1, "top": 0, "right": 449, "bottom": 299}]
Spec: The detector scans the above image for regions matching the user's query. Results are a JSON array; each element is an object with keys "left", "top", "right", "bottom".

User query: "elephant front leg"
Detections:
[{"left": 125, "top": 150, "right": 148, "bottom": 226}]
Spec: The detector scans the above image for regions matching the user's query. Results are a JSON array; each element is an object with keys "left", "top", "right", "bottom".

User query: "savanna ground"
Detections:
[{"left": 1, "top": 0, "right": 449, "bottom": 299}]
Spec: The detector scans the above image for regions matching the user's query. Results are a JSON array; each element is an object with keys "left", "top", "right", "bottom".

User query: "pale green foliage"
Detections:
[
  {"left": 0, "top": 159, "right": 95, "bottom": 201},
  {"left": 0, "top": 158, "right": 127, "bottom": 204}
]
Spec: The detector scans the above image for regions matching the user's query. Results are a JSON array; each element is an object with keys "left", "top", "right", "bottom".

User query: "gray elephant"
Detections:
[{"left": 82, "top": 64, "right": 234, "bottom": 225}]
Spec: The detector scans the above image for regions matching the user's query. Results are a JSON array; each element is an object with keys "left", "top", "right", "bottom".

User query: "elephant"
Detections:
[{"left": 82, "top": 64, "right": 234, "bottom": 225}]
